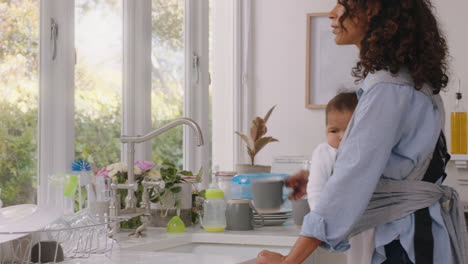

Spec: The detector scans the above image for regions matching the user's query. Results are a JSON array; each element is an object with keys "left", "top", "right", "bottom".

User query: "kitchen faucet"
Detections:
[{"left": 108, "top": 117, "right": 204, "bottom": 237}]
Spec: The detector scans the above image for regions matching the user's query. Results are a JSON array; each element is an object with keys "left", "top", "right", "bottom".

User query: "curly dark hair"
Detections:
[{"left": 337, "top": 0, "right": 449, "bottom": 94}]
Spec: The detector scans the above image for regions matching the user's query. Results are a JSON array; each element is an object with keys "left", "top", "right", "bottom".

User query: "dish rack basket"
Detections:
[{"left": 0, "top": 220, "right": 117, "bottom": 264}]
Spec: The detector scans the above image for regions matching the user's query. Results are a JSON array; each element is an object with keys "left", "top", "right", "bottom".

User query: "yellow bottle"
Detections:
[{"left": 451, "top": 80, "right": 467, "bottom": 154}]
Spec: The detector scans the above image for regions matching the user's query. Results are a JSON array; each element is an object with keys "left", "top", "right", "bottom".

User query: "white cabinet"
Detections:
[{"left": 312, "top": 248, "right": 347, "bottom": 264}]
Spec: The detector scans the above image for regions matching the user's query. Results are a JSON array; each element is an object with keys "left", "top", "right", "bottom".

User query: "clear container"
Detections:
[
  {"left": 202, "top": 189, "right": 226, "bottom": 232},
  {"left": 451, "top": 79, "right": 467, "bottom": 154},
  {"left": 230, "top": 173, "right": 289, "bottom": 199},
  {"left": 215, "top": 171, "right": 236, "bottom": 200}
]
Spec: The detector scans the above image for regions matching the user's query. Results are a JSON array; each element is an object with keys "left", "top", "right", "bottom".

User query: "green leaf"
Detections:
[
  {"left": 198, "top": 190, "right": 206, "bottom": 198},
  {"left": 150, "top": 196, "right": 160, "bottom": 203},
  {"left": 179, "top": 170, "right": 193, "bottom": 176},
  {"left": 162, "top": 160, "right": 176, "bottom": 168},
  {"left": 150, "top": 192, "right": 161, "bottom": 203},
  {"left": 195, "top": 167, "right": 204, "bottom": 182},
  {"left": 170, "top": 186, "right": 182, "bottom": 193},
  {"left": 165, "top": 182, "right": 175, "bottom": 189},
  {"left": 192, "top": 211, "right": 199, "bottom": 224},
  {"left": 175, "top": 175, "right": 182, "bottom": 183},
  {"left": 160, "top": 165, "right": 179, "bottom": 182}
]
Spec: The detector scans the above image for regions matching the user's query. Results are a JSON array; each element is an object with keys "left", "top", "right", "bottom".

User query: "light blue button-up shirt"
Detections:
[{"left": 300, "top": 71, "right": 452, "bottom": 264}]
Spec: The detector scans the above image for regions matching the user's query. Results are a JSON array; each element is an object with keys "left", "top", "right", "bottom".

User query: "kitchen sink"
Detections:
[
  {"left": 120, "top": 229, "right": 322, "bottom": 263},
  {"left": 156, "top": 242, "right": 290, "bottom": 262}
]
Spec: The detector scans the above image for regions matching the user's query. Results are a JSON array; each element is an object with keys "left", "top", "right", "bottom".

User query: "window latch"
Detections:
[
  {"left": 193, "top": 53, "right": 200, "bottom": 84},
  {"left": 50, "top": 18, "right": 59, "bottom": 61}
]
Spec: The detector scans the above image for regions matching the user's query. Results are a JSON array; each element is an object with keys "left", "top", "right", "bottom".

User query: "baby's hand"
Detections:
[{"left": 285, "top": 170, "right": 309, "bottom": 200}]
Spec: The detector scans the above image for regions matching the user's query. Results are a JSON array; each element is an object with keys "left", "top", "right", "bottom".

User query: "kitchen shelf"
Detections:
[{"left": 450, "top": 154, "right": 468, "bottom": 169}]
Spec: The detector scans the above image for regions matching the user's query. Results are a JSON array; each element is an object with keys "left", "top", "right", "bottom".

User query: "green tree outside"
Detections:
[
  {"left": 0, "top": 0, "right": 39, "bottom": 206},
  {"left": 0, "top": 0, "right": 186, "bottom": 206}
]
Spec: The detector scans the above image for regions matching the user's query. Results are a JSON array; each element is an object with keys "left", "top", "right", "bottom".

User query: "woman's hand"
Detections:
[
  {"left": 256, "top": 250, "right": 287, "bottom": 264},
  {"left": 257, "top": 236, "right": 321, "bottom": 264},
  {"left": 285, "top": 170, "right": 309, "bottom": 200}
]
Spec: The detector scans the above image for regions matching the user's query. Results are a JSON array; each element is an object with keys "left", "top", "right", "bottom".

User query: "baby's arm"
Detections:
[{"left": 306, "top": 143, "right": 336, "bottom": 210}]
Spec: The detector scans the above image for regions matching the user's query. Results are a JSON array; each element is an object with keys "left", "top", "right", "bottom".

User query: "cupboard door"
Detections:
[{"left": 314, "top": 248, "right": 347, "bottom": 264}]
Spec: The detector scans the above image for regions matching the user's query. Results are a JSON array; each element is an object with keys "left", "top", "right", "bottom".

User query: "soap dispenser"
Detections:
[{"left": 451, "top": 79, "right": 467, "bottom": 154}]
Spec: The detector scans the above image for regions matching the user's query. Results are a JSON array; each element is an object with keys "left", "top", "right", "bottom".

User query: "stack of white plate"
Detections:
[
  {"left": 254, "top": 208, "right": 292, "bottom": 226},
  {"left": 0, "top": 204, "right": 62, "bottom": 243}
]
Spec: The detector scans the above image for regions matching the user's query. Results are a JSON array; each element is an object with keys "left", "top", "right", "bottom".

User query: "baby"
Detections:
[{"left": 306, "top": 91, "right": 375, "bottom": 264}]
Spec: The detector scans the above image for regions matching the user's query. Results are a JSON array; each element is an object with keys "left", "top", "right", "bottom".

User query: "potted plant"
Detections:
[
  {"left": 148, "top": 161, "right": 203, "bottom": 227},
  {"left": 96, "top": 160, "right": 203, "bottom": 228},
  {"left": 235, "top": 105, "right": 279, "bottom": 173}
]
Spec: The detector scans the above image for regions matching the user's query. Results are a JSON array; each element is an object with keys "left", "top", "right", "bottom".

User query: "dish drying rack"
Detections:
[{"left": 0, "top": 219, "right": 117, "bottom": 264}]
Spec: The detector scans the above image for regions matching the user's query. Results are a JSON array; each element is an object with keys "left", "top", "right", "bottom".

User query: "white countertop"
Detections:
[{"left": 75, "top": 221, "right": 302, "bottom": 264}]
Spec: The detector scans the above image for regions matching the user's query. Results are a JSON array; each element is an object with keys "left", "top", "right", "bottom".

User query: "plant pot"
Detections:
[
  {"left": 149, "top": 182, "right": 193, "bottom": 227},
  {"left": 235, "top": 164, "right": 271, "bottom": 174}
]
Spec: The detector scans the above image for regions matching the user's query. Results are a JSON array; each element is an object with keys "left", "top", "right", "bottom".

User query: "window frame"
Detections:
[
  {"left": 211, "top": 0, "right": 252, "bottom": 171},
  {"left": 38, "top": 0, "right": 75, "bottom": 206},
  {"left": 38, "top": 0, "right": 210, "bottom": 205}
]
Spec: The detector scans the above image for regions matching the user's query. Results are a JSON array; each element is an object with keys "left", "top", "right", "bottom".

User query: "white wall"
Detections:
[
  {"left": 252, "top": 0, "right": 334, "bottom": 163},
  {"left": 251, "top": 0, "right": 468, "bottom": 199}
]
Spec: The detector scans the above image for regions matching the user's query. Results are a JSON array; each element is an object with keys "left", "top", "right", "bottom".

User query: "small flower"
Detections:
[
  {"left": 107, "top": 163, "right": 127, "bottom": 173},
  {"left": 135, "top": 160, "right": 155, "bottom": 173},
  {"left": 146, "top": 169, "right": 162, "bottom": 181},
  {"left": 96, "top": 167, "right": 110, "bottom": 179},
  {"left": 118, "top": 163, "right": 128, "bottom": 172},
  {"left": 134, "top": 166, "right": 142, "bottom": 175},
  {"left": 108, "top": 169, "right": 118, "bottom": 178}
]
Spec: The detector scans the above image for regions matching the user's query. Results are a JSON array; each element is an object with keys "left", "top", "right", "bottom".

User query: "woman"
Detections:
[{"left": 257, "top": 0, "right": 467, "bottom": 263}]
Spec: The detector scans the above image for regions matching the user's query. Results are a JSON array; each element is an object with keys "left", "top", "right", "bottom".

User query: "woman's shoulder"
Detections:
[
  {"left": 362, "top": 68, "right": 414, "bottom": 92},
  {"left": 361, "top": 68, "right": 435, "bottom": 103}
]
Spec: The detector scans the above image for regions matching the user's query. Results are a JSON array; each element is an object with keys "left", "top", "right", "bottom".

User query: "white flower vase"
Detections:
[{"left": 149, "top": 182, "right": 192, "bottom": 227}]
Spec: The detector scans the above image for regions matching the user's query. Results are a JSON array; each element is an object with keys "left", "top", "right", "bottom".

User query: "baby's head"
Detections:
[{"left": 325, "top": 92, "right": 358, "bottom": 148}]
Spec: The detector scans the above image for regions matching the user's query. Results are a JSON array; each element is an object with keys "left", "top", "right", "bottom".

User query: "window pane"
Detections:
[
  {"left": 0, "top": 0, "right": 39, "bottom": 206},
  {"left": 75, "top": 0, "right": 123, "bottom": 171},
  {"left": 151, "top": 0, "right": 185, "bottom": 168}
]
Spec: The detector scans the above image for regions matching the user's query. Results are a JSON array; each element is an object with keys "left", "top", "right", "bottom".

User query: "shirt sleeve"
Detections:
[
  {"left": 300, "top": 83, "right": 413, "bottom": 251},
  {"left": 307, "top": 143, "right": 336, "bottom": 211}
]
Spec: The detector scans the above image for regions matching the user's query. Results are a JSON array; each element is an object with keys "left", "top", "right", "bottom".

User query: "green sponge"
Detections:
[{"left": 63, "top": 174, "right": 79, "bottom": 197}]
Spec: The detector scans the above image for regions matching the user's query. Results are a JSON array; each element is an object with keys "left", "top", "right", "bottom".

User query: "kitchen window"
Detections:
[
  {"left": 74, "top": 0, "right": 123, "bottom": 172},
  {"left": 0, "top": 0, "right": 39, "bottom": 207},
  {"left": 0, "top": 0, "right": 211, "bottom": 207}
]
